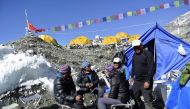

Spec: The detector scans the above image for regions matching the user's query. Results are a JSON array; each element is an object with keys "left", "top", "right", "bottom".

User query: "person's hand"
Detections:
[
  {"left": 85, "top": 83, "right": 90, "bottom": 87},
  {"left": 144, "top": 81, "right": 150, "bottom": 89},
  {"left": 75, "top": 95, "right": 82, "bottom": 102},
  {"left": 129, "top": 78, "right": 134, "bottom": 86},
  {"left": 89, "top": 83, "right": 93, "bottom": 88}
]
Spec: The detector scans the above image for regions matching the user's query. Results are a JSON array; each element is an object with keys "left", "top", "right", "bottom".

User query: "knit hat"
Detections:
[
  {"left": 59, "top": 64, "right": 71, "bottom": 74},
  {"left": 81, "top": 61, "right": 91, "bottom": 69}
]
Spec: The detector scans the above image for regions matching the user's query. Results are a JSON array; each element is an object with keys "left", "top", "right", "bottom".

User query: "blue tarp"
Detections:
[
  {"left": 166, "top": 78, "right": 190, "bottom": 109},
  {"left": 125, "top": 23, "right": 190, "bottom": 80}
]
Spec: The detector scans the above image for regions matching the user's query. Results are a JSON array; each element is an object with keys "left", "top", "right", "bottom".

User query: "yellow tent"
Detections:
[
  {"left": 102, "top": 36, "right": 120, "bottom": 45},
  {"left": 69, "top": 36, "right": 91, "bottom": 46},
  {"left": 115, "top": 32, "right": 129, "bottom": 39},
  {"left": 39, "top": 35, "right": 59, "bottom": 46},
  {"left": 69, "top": 39, "right": 76, "bottom": 46},
  {"left": 128, "top": 34, "right": 140, "bottom": 43}
]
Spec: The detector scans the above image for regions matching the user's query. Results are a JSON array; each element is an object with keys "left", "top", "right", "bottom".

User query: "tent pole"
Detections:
[
  {"left": 154, "top": 39, "right": 156, "bottom": 63},
  {"left": 154, "top": 24, "right": 156, "bottom": 63}
]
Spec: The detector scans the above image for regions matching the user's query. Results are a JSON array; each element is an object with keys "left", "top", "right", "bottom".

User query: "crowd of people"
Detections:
[{"left": 53, "top": 40, "right": 155, "bottom": 109}]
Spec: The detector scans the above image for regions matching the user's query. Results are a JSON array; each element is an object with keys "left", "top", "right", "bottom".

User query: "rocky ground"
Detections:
[
  {"left": 7, "top": 35, "right": 124, "bottom": 73},
  {"left": 0, "top": 35, "right": 128, "bottom": 108}
]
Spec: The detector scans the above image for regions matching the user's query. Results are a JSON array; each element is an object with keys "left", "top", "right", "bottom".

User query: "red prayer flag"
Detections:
[
  {"left": 114, "top": 14, "right": 119, "bottom": 20},
  {"left": 136, "top": 9, "right": 141, "bottom": 15},
  {"left": 184, "top": 0, "right": 190, "bottom": 5},
  {"left": 28, "top": 22, "right": 45, "bottom": 32},
  {"left": 160, "top": 4, "right": 165, "bottom": 9}
]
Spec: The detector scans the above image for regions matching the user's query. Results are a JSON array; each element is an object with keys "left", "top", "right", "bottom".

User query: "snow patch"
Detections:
[
  {"left": 19, "top": 77, "right": 54, "bottom": 93},
  {"left": 0, "top": 46, "right": 57, "bottom": 94},
  {"left": 0, "top": 45, "right": 14, "bottom": 59}
]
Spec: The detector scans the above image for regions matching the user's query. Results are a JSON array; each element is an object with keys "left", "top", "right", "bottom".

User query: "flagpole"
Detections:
[
  {"left": 25, "top": 9, "right": 30, "bottom": 36},
  {"left": 25, "top": 9, "right": 29, "bottom": 28}
]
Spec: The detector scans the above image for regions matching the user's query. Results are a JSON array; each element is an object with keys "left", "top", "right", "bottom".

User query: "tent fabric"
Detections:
[
  {"left": 125, "top": 23, "right": 190, "bottom": 80},
  {"left": 115, "top": 32, "right": 129, "bottom": 39},
  {"left": 69, "top": 39, "right": 76, "bottom": 46},
  {"left": 102, "top": 36, "right": 120, "bottom": 45},
  {"left": 165, "top": 78, "right": 190, "bottom": 109},
  {"left": 69, "top": 36, "right": 91, "bottom": 46},
  {"left": 39, "top": 35, "right": 58, "bottom": 46}
]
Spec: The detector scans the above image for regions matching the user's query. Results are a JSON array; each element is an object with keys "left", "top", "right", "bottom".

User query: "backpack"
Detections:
[
  {"left": 83, "top": 92, "right": 97, "bottom": 107},
  {"left": 179, "top": 65, "right": 190, "bottom": 87}
]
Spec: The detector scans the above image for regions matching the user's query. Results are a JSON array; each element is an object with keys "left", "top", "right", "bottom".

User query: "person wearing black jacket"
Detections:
[
  {"left": 109, "top": 65, "right": 130, "bottom": 104},
  {"left": 130, "top": 40, "right": 155, "bottom": 109},
  {"left": 54, "top": 64, "right": 86, "bottom": 109},
  {"left": 76, "top": 61, "right": 99, "bottom": 93},
  {"left": 98, "top": 63, "right": 129, "bottom": 109},
  {"left": 76, "top": 61, "right": 100, "bottom": 109}
]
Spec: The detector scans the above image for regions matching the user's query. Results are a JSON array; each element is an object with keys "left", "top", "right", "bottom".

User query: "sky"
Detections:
[{"left": 0, "top": 0, "right": 190, "bottom": 45}]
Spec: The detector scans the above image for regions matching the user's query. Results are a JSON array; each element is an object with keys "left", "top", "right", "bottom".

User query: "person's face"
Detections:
[
  {"left": 113, "top": 63, "right": 119, "bottom": 69},
  {"left": 64, "top": 72, "right": 71, "bottom": 78},
  {"left": 134, "top": 46, "right": 142, "bottom": 54},
  {"left": 84, "top": 66, "right": 91, "bottom": 74}
]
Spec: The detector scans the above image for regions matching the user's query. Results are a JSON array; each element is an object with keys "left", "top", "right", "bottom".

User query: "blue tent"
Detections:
[
  {"left": 125, "top": 23, "right": 190, "bottom": 80},
  {"left": 165, "top": 78, "right": 190, "bottom": 109}
]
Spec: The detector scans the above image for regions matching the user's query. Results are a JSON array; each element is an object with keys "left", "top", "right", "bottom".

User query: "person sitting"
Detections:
[
  {"left": 98, "top": 63, "right": 130, "bottom": 109},
  {"left": 113, "top": 57, "right": 130, "bottom": 80},
  {"left": 54, "top": 64, "right": 85, "bottom": 109},
  {"left": 76, "top": 61, "right": 99, "bottom": 93},
  {"left": 76, "top": 61, "right": 100, "bottom": 109}
]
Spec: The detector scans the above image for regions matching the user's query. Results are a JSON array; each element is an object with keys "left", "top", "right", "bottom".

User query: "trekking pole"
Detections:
[{"left": 100, "top": 72, "right": 110, "bottom": 88}]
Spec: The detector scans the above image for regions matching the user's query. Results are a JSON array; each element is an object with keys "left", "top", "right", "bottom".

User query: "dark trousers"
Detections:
[
  {"left": 78, "top": 88, "right": 103, "bottom": 109},
  {"left": 132, "top": 80, "right": 154, "bottom": 109},
  {"left": 98, "top": 98, "right": 121, "bottom": 109},
  {"left": 74, "top": 102, "right": 86, "bottom": 109},
  {"left": 40, "top": 102, "right": 86, "bottom": 109}
]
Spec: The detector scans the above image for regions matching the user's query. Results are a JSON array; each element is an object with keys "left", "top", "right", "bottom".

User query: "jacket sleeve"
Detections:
[
  {"left": 54, "top": 78, "right": 75, "bottom": 103},
  {"left": 76, "top": 73, "right": 86, "bottom": 88},
  {"left": 131, "top": 56, "right": 135, "bottom": 78},
  {"left": 124, "top": 66, "right": 130, "bottom": 80},
  {"left": 68, "top": 80, "right": 77, "bottom": 103},
  {"left": 109, "top": 76, "right": 119, "bottom": 99},
  {"left": 71, "top": 79, "right": 76, "bottom": 95},
  {"left": 146, "top": 51, "right": 155, "bottom": 82},
  {"left": 64, "top": 95, "right": 75, "bottom": 103},
  {"left": 92, "top": 72, "right": 99, "bottom": 87}
]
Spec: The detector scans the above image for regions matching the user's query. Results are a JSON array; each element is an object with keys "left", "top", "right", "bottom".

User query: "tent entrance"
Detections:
[{"left": 144, "top": 39, "right": 155, "bottom": 56}]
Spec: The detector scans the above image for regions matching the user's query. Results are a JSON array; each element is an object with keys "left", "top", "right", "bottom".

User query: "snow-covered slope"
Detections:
[
  {"left": 0, "top": 45, "right": 57, "bottom": 94},
  {"left": 165, "top": 11, "right": 190, "bottom": 41},
  {"left": 0, "top": 45, "right": 14, "bottom": 59}
]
